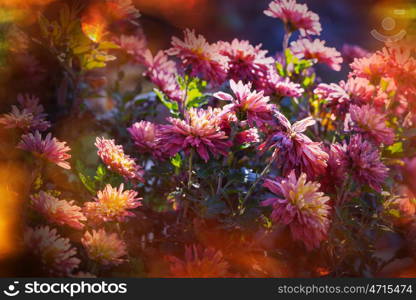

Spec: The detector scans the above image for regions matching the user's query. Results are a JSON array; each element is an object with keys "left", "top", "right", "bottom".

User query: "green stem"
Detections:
[
  {"left": 241, "top": 155, "right": 277, "bottom": 211},
  {"left": 187, "top": 149, "right": 194, "bottom": 189}
]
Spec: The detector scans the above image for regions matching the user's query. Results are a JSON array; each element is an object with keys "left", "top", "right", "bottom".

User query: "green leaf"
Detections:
[
  {"left": 78, "top": 172, "right": 96, "bottom": 194},
  {"left": 386, "top": 142, "right": 403, "bottom": 154},
  {"left": 94, "top": 164, "right": 107, "bottom": 182},
  {"left": 170, "top": 153, "right": 182, "bottom": 169},
  {"left": 154, "top": 88, "right": 179, "bottom": 117},
  {"left": 98, "top": 41, "right": 120, "bottom": 50},
  {"left": 275, "top": 61, "right": 285, "bottom": 76}
]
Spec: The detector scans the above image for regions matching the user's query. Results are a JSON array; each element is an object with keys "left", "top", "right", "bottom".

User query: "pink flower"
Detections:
[
  {"left": 143, "top": 50, "right": 177, "bottom": 73},
  {"left": 31, "top": 191, "right": 86, "bottom": 229},
  {"left": 264, "top": 0, "right": 321, "bottom": 36},
  {"left": 217, "top": 39, "right": 274, "bottom": 85},
  {"left": 81, "top": 229, "right": 127, "bottom": 266},
  {"left": 143, "top": 50, "right": 184, "bottom": 102},
  {"left": 347, "top": 104, "right": 395, "bottom": 146},
  {"left": 0, "top": 107, "right": 34, "bottom": 131},
  {"left": 235, "top": 128, "right": 260, "bottom": 145},
  {"left": 24, "top": 226, "right": 80, "bottom": 276},
  {"left": 214, "top": 80, "right": 275, "bottom": 128},
  {"left": 347, "top": 135, "right": 388, "bottom": 192},
  {"left": 128, "top": 121, "right": 165, "bottom": 159},
  {"left": 320, "top": 143, "right": 348, "bottom": 193},
  {"left": 166, "top": 29, "right": 228, "bottom": 86},
  {"left": 260, "top": 112, "right": 328, "bottom": 179},
  {"left": 314, "top": 83, "right": 350, "bottom": 115},
  {"left": 290, "top": 39, "right": 343, "bottom": 71},
  {"left": 84, "top": 184, "right": 142, "bottom": 223},
  {"left": 160, "top": 107, "right": 232, "bottom": 162},
  {"left": 18, "top": 131, "right": 71, "bottom": 169},
  {"left": 262, "top": 170, "right": 330, "bottom": 250},
  {"left": 0, "top": 94, "right": 50, "bottom": 132},
  {"left": 350, "top": 51, "right": 386, "bottom": 84},
  {"left": 95, "top": 137, "right": 144, "bottom": 182},
  {"left": 166, "top": 245, "right": 230, "bottom": 278},
  {"left": 342, "top": 44, "right": 370, "bottom": 64},
  {"left": 115, "top": 34, "right": 147, "bottom": 62},
  {"left": 343, "top": 77, "right": 389, "bottom": 108},
  {"left": 269, "top": 75, "right": 304, "bottom": 98}
]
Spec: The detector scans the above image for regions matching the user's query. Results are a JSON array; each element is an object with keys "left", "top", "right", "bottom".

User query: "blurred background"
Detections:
[{"left": 0, "top": 0, "right": 414, "bottom": 276}]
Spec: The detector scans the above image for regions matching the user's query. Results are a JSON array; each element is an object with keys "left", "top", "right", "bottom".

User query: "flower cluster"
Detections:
[{"left": 5, "top": 0, "right": 416, "bottom": 278}]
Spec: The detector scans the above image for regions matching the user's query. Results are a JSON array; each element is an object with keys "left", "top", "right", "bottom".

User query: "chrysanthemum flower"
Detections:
[
  {"left": 264, "top": 0, "right": 321, "bottom": 36},
  {"left": 95, "top": 137, "right": 144, "bottom": 182},
  {"left": 84, "top": 184, "right": 142, "bottom": 223},
  {"left": 343, "top": 77, "right": 389, "bottom": 109},
  {"left": 214, "top": 80, "right": 275, "bottom": 128},
  {"left": 0, "top": 94, "right": 50, "bottom": 132},
  {"left": 235, "top": 128, "right": 260, "bottom": 145},
  {"left": 166, "top": 245, "right": 230, "bottom": 278},
  {"left": 17, "top": 131, "right": 71, "bottom": 169},
  {"left": 383, "top": 46, "right": 416, "bottom": 90},
  {"left": 160, "top": 107, "right": 232, "bottom": 162},
  {"left": 260, "top": 112, "right": 328, "bottom": 179},
  {"left": 24, "top": 226, "right": 80, "bottom": 276},
  {"left": 290, "top": 39, "right": 343, "bottom": 71},
  {"left": 115, "top": 34, "right": 147, "bottom": 62},
  {"left": 262, "top": 170, "right": 330, "bottom": 250},
  {"left": 350, "top": 51, "right": 386, "bottom": 84},
  {"left": 347, "top": 135, "right": 388, "bottom": 192},
  {"left": 217, "top": 39, "right": 274, "bottom": 85},
  {"left": 148, "top": 68, "right": 184, "bottom": 102},
  {"left": 0, "top": 107, "right": 34, "bottom": 131},
  {"left": 128, "top": 121, "right": 165, "bottom": 159},
  {"left": 142, "top": 50, "right": 184, "bottom": 102},
  {"left": 269, "top": 75, "right": 304, "bottom": 98},
  {"left": 31, "top": 191, "right": 86, "bottom": 230},
  {"left": 314, "top": 82, "right": 351, "bottom": 115},
  {"left": 142, "top": 49, "right": 177, "bottom": 73},
  {"left": 81, "top": 229, "right": 127, "bottom": 266},
  {"left": 347, "top": 104, "right": 394, "bottom": 146},
  {"left": 166, "top": 29, "right": 228, "bottom": 86}
]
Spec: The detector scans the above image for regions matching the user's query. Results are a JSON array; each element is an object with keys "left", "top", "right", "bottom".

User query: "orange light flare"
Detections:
[
  {"left": 0, "top": 0, "right": 55, "bottom": 8},
  {"left": 192, "top": 219, "right": 293, "bottom": 277},
  {"left": 133, "top": 0, "right": 210, "bottom": 29},
  {"left": 0, "top": 161, "right": 28, "bottom": 269},
  {"left": 82, "top": 21, "right": 107, "bottom": 43},
  {"left": 81, "top": 4, "right": 110, "bottom": 43},
  {"left": 368, "top": 0, "right": 415, "bottom": 48}
]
